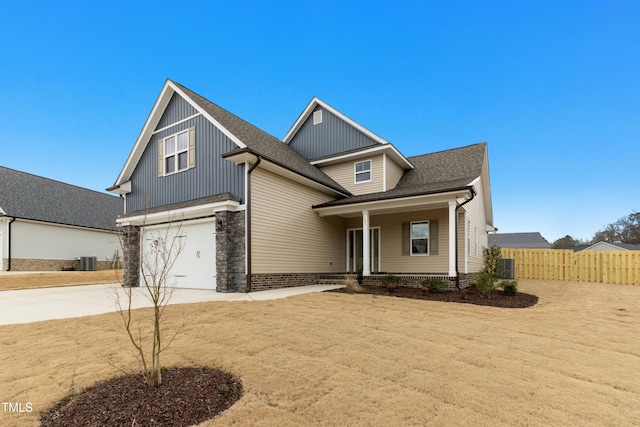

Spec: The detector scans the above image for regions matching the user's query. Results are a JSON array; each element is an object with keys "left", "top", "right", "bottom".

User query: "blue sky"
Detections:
[{"left": 1, "top": 1, "right": 638, "bottom": 243}]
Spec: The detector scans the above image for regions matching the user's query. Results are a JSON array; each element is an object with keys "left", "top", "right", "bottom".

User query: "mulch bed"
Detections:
[
  {"left": 330, "top": 285, "right": 539, "bottom": 308},
  {"left": 40, "top": 367, "right": 242, "bottom": 427}
]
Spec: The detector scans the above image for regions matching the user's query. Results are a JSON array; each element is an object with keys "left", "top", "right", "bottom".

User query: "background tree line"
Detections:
[{"left": 552, "top": 211, "right": 640, "bottom": 248}]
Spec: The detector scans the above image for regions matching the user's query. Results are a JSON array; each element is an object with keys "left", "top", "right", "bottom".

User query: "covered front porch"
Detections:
[{"left": 314, "top": 188, "right": 476, "bottom": 283}]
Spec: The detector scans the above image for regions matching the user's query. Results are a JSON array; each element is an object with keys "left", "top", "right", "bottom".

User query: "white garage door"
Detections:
[{"left": 141, "top": 218, "right": 216, "bottom": 290}]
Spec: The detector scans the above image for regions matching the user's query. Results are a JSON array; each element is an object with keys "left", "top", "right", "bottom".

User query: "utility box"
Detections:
[
  {"left": 79, "top": 256, "right": 97, "bottom": 271},
  {"left": 498, "top": 258, "right": 515, "bottom": 279}
]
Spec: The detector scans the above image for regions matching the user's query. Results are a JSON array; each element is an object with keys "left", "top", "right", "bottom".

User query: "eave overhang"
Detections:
[
  {"left": 313, "top": 186, "right": 474, "bottom": 218},
  {"left": 310, "top": 143, "right": 414, "bottom": 170},
  {"left": 222, "top": 148, "right": 350, "bottom": 198},
  {"left": 117, "top": 199, "right": 243, "bottom": 227}
]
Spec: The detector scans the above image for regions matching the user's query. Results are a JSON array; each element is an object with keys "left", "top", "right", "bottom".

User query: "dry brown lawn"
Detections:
[
  {"left": 0, "top": 270, "right": 122, "bottom": 291},
  {"left": 1, "top": 279, "right": 639, "bottom": 426}
]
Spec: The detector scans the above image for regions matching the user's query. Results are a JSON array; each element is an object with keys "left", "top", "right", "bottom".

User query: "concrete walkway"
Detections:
[{"left": 0, "top": 283, "right": 343, "bottom": 326}]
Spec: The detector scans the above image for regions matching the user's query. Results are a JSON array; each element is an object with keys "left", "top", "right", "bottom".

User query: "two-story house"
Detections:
[{"left": 108, "top": 80, "right": 495, "bottom": 292}]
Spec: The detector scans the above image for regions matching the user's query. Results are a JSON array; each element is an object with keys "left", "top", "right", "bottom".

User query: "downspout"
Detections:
[
  {"left": 454, "top": 187, "right": 476, "bottom": 289},
  {"left": 7, "top": 217, "right": 15, "bottom": 271},
  {"left": 245, "top": 156, "right": 262, "bottom": 292}
]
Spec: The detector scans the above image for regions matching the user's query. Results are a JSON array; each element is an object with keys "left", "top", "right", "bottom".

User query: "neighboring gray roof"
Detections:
[
  {"left": 0, "top": 166, "right": 122, "bottom": 231},
  {"left": 489, "top": 232, "right": 551, "bottom": 249},
  {"left": 172, "top": 81, "right": 349, "bottom": 195},
  {"left": 558, "top": 242, "right": 640, "bottom": 252},
  {"left": 314, "top": 143, "right": 486, "bottom": 208}
]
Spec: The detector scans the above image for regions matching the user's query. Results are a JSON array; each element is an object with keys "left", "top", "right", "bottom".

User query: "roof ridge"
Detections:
[
  {"left": 407, "top": 142, "right": 486, "bottom": 160},
  {"left": 170, "top": 80, "right": 283, "bottom": 143}
]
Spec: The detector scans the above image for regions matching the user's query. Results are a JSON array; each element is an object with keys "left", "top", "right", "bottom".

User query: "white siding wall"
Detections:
[
  {"left": 251, "top": 168, "right": 346, "bottom": 273},
  {"left": 320, "top": 154, "right": 385, "bottom": 195},
  {"left": 462, "top": 180, "right": 489, "bottom": 273},
  {"left": 11, "top": 220, "right": 121, "bottom": 262}
]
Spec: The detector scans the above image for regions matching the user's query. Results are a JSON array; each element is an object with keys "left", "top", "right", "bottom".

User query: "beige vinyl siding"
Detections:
[
  {"left": 11, "top": 220, "right": 121, "bottom": 261},
  {"left": 347, "top": 208, "right": 451, "bottom": 273},
  {"left": 251, "top": 168, "right": 346, "bottom": 273},
  {"left": 385, "top": 157, "right": 405, "bottom": 190},
  {"left": 320, "top": 154, "right": 384, "bottom": 195},
  {"left": 463, "top": 179, "right": 488, "bottom": 273}
]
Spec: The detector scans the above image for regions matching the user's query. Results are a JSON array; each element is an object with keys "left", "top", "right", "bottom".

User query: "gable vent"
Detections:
[{"left": 313, "top": 109, "right": 323, "bottom": 125}]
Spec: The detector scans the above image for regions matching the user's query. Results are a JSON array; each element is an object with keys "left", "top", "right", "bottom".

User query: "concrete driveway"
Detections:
[{"left": 0, "top": 283, "right": 342, "bottom": 326}]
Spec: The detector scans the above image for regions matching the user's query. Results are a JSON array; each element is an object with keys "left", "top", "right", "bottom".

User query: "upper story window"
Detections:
[
  {"left": 354, "top": 160, "right": 371, "bottom": 183},
  {"left": 158, "top": 128, "right": 195, "bottom": 177}
]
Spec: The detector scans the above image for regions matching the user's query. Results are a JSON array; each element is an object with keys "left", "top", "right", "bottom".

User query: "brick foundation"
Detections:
[
  {"left": 249, "top": 273, "right": 323, "bottom": 292},
  {"left": 359, "top": 273, "right": 478, "bottom": 290}
]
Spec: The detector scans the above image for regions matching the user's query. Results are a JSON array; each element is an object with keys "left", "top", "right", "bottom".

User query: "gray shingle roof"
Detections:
[
  {"left": 0, "top": 166, "right": 122, "bottom": 231},
  {"left": 172, "top": 81, "right": 349, "bottom": 195},
  {"left": 314, "top": 143, "right": 486, "bottom": 208},
  {"left": 488, "top": 232, "right": 551, "bottom": 249}
]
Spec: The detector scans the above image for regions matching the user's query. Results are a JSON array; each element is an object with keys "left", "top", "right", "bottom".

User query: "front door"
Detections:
[{"left": 347, "top": 228, "right": 380, "bottom": 273}]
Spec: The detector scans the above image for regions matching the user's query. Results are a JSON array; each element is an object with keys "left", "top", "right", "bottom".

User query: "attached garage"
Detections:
[{"left": 141, "top": 218, "right": 216, "bottom": 290}]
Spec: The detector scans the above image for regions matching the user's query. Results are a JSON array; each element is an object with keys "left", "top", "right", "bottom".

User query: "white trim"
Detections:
[
  {"left": 362, "top": 210, "right": 370, "bottom": 275},
  {"left": 161, "top": 129, "right": 190, "bottom": 176},
  {"left": 142, "top": 216, "right": 215, "bottom": 232},
  {"left": 310, "top": 143, "right": 413, "bottom": 170},
  {"left": 448, "top": 201, "right": 457, "bottom": 277},
  {"left": 169, "top": 81, "right": 247, "bottom": 149},
  {"left": 11, "top": 218, "right": 119, "bottom": 234},
  {"left": 409, "top": 220, "right": 430, "bottom": 256},
  {"left": 283, "top": 97, "right": 393, "bottom": 146},
  {"left": 382, "top": 152, "right": 387, "bottom": 192},
  {"left": 346, "top": 226, "right": 381, "bottom": 273},
  {"left": 0, "top": 206, "right": 5, "bottom": 215},
  {"left": 113, "top": 80, "right": 247, "bottom": 187},
  {"left": 152, "top": 113, "right": 201, "bottom": 135},
  {"left": 354, "top": 159, "right": 372, "bottom": 184},
  {"left": 314, "top": 189, "right": 469, "bottom": 217},
  {"left": 117, "top": 200, "right": 243, "bottom": 227}
]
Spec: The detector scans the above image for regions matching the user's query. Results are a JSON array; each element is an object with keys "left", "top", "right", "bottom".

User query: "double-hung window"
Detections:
[
  {"left": 158, "top": 127, "right": 195, "bottom": 177},
  {"left": 411, "top": 221, "right": 429, "bottom": 255},
  {"left": 355, "top": 160, "right": 371, "bottom": 183},
  {"left": 164, "top": 131, "right": 189, "bottom": 175}
]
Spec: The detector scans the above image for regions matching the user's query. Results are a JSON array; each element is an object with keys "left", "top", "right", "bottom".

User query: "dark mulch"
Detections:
[
  {"left": 40, "top": 367, "right": 243, "bottom": 427},
  {"left": 330, "top": 285, "right": 538, "bottom": 308}
]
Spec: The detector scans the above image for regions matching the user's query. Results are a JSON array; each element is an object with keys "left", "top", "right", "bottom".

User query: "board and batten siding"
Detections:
[
  {"left": 251, "top": 168, "right": 345, "bottom": 274},
  {"left": 11, "top": 220, "right": 121, "bottom": 261},
  {"left": 288, "top": 105, "right": 379, "bottom": 160},
  {"left": 127, "top": 114, "right": 245, "bottom": 213},
  {"left": 320, "top": 154, "right": 385, "bottom": 195},
  {"left": 156, "top": 93, "right": 198, "bottom": 130},
  {"left": 385, "top": 156, "right": 405, "bottom": 190},
  {"left": 463, "top": 179, "right": 489, "bottom": 273},
  {"left": 346, "top": 208, "right": 466, "bottom": 274}
]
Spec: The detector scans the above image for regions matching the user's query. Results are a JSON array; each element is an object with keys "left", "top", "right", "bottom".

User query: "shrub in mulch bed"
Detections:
[
  {"left": 41, "top": 367, "right": 242, "bottom": 427},
  {"left": 330, "top": 285, "right": 538, "bottom": 308}
]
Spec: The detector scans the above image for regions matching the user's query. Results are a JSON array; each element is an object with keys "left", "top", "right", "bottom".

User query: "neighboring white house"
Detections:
[{"left": 0, "top": 166, "right": 123, "bottom": 271}]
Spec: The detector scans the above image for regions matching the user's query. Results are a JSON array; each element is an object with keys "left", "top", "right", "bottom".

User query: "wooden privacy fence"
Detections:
[{"left": 501, "top": 248, "right": 640, "bottom": 285}]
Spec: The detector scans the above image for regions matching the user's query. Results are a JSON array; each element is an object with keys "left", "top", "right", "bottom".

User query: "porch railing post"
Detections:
[
  {"left": 363, "top": 210, "right": 370, "bottom": 276},
  {"left": 448, "top": 201, "right": 457, "bottom": 277}
]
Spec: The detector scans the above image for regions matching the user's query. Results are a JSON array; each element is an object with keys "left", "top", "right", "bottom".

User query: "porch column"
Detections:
[
  {"left": 362, "top": 210, "right": 370, "bottom": 276},
  {"left": 448, "top": 201, "right": 457, "bottom": 277}
]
